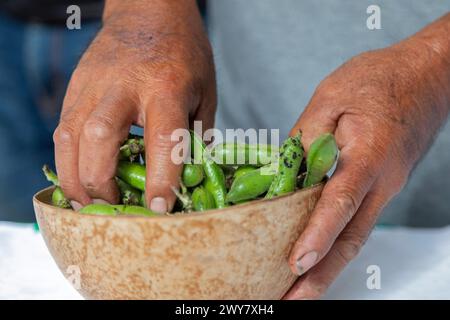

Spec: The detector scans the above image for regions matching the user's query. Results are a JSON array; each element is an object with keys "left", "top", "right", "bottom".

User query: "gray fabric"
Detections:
[{"left": 208, "top": 0, "right": 450, "bottom": 226}]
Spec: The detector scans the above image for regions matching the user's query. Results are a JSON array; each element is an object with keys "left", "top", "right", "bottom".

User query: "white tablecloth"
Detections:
[{"left": 1, "top": 222, "right": 449, "bottom": 299}]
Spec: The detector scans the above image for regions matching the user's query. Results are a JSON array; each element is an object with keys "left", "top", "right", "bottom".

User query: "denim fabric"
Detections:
[{"left": 0, "top": 12, "right": 100, "bottom": 221}]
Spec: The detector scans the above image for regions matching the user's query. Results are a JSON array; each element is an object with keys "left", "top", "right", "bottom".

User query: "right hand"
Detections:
[{"left": 53, "top": 0, "right": 216, "bottom": 213}]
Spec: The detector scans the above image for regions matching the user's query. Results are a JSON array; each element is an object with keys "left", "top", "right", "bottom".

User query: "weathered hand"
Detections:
[
  {"left": 53, "top": 0, "right": 216, "bottom": 213},
  {"left": 285, "top": 14, "right": 450, "bottom": 299}
]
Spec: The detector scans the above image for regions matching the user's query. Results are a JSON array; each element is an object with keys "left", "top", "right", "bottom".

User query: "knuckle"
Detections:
[
  {"left": 335, "top": 228, "right": 367, "bottom": 262},
  {"left": 334, "top": 244, "right": 357, "bottom": 264},
  {"left": 80, "top": 175, "right": 107, "bottom": 193},
  {"left": 313, "top": 77, "right": 340, "bottom": 101},
  {"left": 53, "top": 123, "right": 76, "bottom": 146},
  {"left": 79, "top": 166, "right": 113, "bottom": 190},
  {"left": 331, "top": 187, "right": 360, "bottom": 224},
  {"left": 83, "top": 117, "right": 115, "bottom": 142},
  {"left": 79, "top": 175, "right": 96, "bottom": 190},
  {"left": 308, "top": 218, "right": 341, "bottom": 245}
]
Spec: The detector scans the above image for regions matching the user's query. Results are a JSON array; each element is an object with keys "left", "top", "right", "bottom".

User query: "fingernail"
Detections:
[
  {"left": 150, "top": 197, "right": 167, "bottom": 214},
  {"left": 296, "top": 251, "right": 318, "bottom": 275},
  {"left": 70, "top": 201, "right": 83, "bottom": 211},
  {"left": 93, "top": 199, "right": 110, "bottom": 205}
]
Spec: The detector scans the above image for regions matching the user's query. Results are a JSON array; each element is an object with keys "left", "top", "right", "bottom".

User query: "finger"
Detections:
[
  {"left": 53, "top": 88, "right": 100, "bottom": 207},
  {"left": 283, "top": 190, "right": 385, "bottom": 300},
  {"left": 144, "top": 92, "right": 190, "bottom": 213},
  {"left": 288, "top": 142, "right": 382, "bottom": 276},
  {"left": 79, "top": 88, "right": 137, "bottom": 203},
  {"left": 191, "top": 84, "right": 217, "bottom": 131},
  {"left": 289, "top": 94, "right": 339, "bottom": 150}
]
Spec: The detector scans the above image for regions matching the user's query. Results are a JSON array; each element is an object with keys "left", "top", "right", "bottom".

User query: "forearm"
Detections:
[{"left": 395, "top": 13, "right": 450, "bottom": 121}]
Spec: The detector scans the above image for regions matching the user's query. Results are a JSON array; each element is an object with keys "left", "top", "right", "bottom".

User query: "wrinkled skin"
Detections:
[
  {"left": 285, "top": 14, "right": 450, "bottom": 299},
  {"left": 53, "top": 0, "right": 216, "bottom": 213}
]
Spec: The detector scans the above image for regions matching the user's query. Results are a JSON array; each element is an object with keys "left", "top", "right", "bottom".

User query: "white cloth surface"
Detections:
[
  {"left": 0, "top": 222, "right": 82, "bottom": 300},
  {"left": 1, "top": 222, "right": 449, "bottom": 300}
]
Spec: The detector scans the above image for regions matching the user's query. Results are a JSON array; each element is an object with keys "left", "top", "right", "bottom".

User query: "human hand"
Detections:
[
  {"left": 284, "top": 14, "right": 450, "bottom": 299},
  {"left": 53, "top": 0, "right": 216, "bottom": 213}
]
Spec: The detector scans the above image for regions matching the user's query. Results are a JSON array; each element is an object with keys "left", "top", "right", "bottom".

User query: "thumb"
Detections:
[{"left": 144, "top": 94, "right": 190, "bottom": 213}]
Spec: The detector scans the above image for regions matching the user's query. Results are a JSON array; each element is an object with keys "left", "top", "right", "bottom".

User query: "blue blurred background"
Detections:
[{"left": 0, "top": 1, "right": 102, "bottom": 221}]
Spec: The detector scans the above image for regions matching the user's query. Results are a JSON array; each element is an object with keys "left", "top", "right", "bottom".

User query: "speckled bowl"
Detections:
[{"left": 33, "top": 184, "right": 323, "bottom": 300}]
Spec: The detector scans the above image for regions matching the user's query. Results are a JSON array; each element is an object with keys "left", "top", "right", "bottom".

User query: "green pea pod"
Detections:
[
  {"left": 79, "top": 204, "right": 156, "bottom": 216},
  {"left": 52, "top": 186, "right": 71, "bottom": 209},
  {"left": 116, "top": 161, "right": 146, "bottom": 191},
  {"left": 42, "top": 165, "right": 59, "bottom": 186},
  {"left": 233, "top": 165, "right": 256, "bottom": 180},
  {"left": 116, "top": 177, "right": 142, "bottom": 205},
  {"left": 211, "top": 142, "right": 274, "bottom": 166},
  {"left": 202, "top": 161, "right": 227, "bottom": 208},
  {"left": 42, "top": 165, "right": 71, "bottom": 209},
  {"left": 79, "top": 204, "right": 119, "bottom": 216},
  {"left": 303, "top": 133, "right": 338, "bottom": 188},
  {"left": 265, "top": 133, "right": 304, "bottom": 199},
  {"left": 226, "top": 166, "right": 275, "bottom": 203},
  {"left": 191, "top": 131, "right": 228, "bottom": 209},
  {"left": 192, "top": 186, "right": 216, "bottom": 211},
  {"left": 182, "top": 164, "right": 204, "bottom": 187},
  {"left": 114, "top": 205, "right": 157, "bottom": 216}
]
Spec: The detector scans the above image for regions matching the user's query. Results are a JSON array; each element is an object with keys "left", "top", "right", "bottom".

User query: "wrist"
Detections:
[{"left": 102, "top": 0, "right": 200, "bottom": 30}]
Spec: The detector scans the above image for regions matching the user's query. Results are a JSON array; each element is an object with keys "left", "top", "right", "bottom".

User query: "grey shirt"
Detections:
[{"left": 208, "top": 0, "right": 450, "bottom": 226}]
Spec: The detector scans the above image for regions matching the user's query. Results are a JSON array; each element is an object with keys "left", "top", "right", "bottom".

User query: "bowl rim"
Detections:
[{"left": 33, "top": 183, "right": 324, "bottom": 222}]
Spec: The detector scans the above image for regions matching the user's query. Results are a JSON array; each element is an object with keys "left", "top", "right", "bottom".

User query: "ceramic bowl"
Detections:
[{"left": 33, "top": 184, "right": 323, "bottom": 299}]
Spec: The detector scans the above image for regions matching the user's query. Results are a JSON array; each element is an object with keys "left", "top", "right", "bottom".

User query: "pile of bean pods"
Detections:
[{"left": 42, "top": 131, "right": 338, "bottom": 217}]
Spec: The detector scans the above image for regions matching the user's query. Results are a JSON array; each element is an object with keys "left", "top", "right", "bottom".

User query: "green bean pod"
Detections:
[
  {"left": 211, "top": 142, "right": 274, "bottom": 166},
  {"left": 233, "top": 165, "right": 256, "bottom": 180},
  {"left": 182, "top": 164, "right": 204, "bottom": 187},
  {"left": 79, "top": 204, "right": 119, "bottom": 216},
  {"left": 265, "top": 134, "right": 304, "bottom": 199},
  {"left": 52, "top": 186, "right": 71, "bottom": 209},
  {"left": 42, "top": 165, "right": 71, "bottom": 209},
  {"left": 42, "top": 165, "right": 59, "bottom": 185},
  {"left": 191, "top": 131, "right": 228, "bottom": 209},
  {"left": 191, "top": 186, "right": 216, "bottom": 211},
  {"left": 226, "top": 165, "right": 275, "bottom": 203},
  {"left": 202, "top": 161, "right": 227, "bottom": 208},
  {"left": 79, "top": 204, "right": 156, "bottom": 216},
  {"left": 303, "top": 133, "right": 338, "bottom": 188},
  {"left": 116, "top": 177, "right": 142, "bottom": 205},
  {"left": 114, "top": 205, "right": 156, "bottom": 216},
  {"left": 116, "top": 161, "right": 146, "bottom": 191}
]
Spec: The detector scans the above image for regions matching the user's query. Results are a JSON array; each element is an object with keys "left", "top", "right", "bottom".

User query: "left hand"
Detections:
[{"left": 283, "top": 21, "right": 450, "bottom": 299}]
